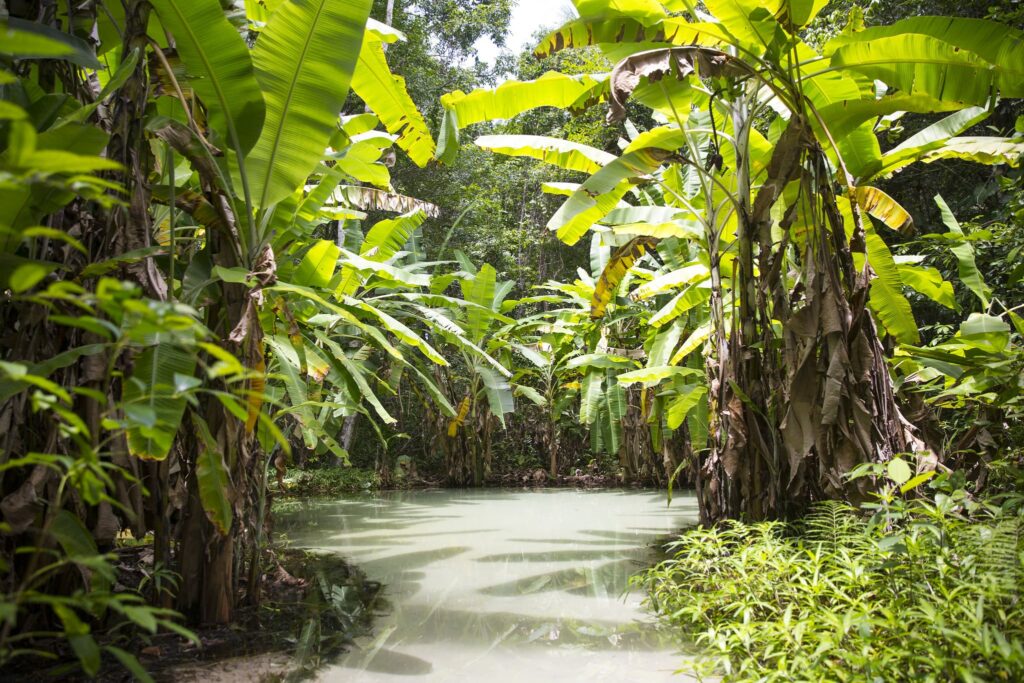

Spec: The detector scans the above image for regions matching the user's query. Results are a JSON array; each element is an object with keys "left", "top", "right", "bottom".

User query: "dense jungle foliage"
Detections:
[{"left": 1, "top": 0, "right": 1023, "bottom": 679}]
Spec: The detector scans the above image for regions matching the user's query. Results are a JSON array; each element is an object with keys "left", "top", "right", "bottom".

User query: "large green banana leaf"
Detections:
[
  {"left": 315, "top": 332, "right": 396, "bottom": 424},
  {"left": 886, "top": 138, "right": 1024, "bottom": 175},
  {"left": 818, "top": 93, "right": 967, "bottom": 142},
  {"left": 361, "top": 210, "right": 427, "bottom": 262},
  {"left": 149, "top": 0, "right": 265, "bottom": 157},
  {"left": 351, "top": 34, "right": 434, "bottom": 167},
  {"left": 265, "top": 335, "right": 317, "bottom": 449},
  {"left": 437, "top": 73, "right": 608, "bottom": 163},
  {"left": 631, "top": 263, "right": 710, "bottom": 300},
  {"left": 122, "top": 344, "right": 198, "bottom": 460},
  {"left": 343, "top": 297, "right": 447, "bottom": 365},
  {"left": 192, "top": 414, "right": 233, "bottom": 536},
  {"left": 649, "top": 284, "right": 711, "bottom": 327},
  {"left": 246, "top": 0, "right": 372, "bottom": 210},
  {"left": 777, "top": 0, "right": 830, "bottom": 30},
  {"left": 476, "top": 365, "right": 514, "bottom": 428},
  {"left": 896, "top": 260, "right": 957, "bottom": 310},
  {"left": 828, "top": 35, "right": 1020, "bottom": 107},
  {"left": 601, "top": 373, "right": 627, "bottom": 454},
  {"left": 705, "top": 0, "right": 789, "bottom": 55},
  {"left": 826, "top": 16, "right": 1024, "bottom": 98},
  {"left": 579, "top": 369, "right": 603, "bottom": 425},
  {"left": 461, "top": 263, "right": 497, "bottom": 345},
  {"left": 294, "top": 239, "right": 340, "bottom": 288},
  {"left": 864, "top": 226, "right": 919, "bottom": 345},
  {"left": 871, "top": 107, "right": 991, "bottom": 179},
  {"left": 935, "top": 194, "right": 992, "bottom": 309},
  {"left": 549, "top": 147, "right": 671, "bottom": 245}
]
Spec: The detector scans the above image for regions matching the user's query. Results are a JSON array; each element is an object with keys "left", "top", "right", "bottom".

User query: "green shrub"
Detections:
[
  {"left": 636, "top": 499, "right": 1024, "bottom": 682},
  {"left": 280, "top": 467, "right": 381, "bottom": 498}
]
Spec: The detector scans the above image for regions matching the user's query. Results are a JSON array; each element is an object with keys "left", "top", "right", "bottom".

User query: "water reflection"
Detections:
[{"left": 278, "top": 489, "right": 698, "bottom": 682}]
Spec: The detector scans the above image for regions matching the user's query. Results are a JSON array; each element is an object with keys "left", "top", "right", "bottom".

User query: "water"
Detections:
[{"left": 278, "top": 489, "right": 699, "bottom": 682}]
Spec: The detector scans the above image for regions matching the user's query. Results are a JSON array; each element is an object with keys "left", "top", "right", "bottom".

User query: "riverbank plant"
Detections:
[{"left": 636, "top": 482, "right": 1024, "bottom": 682}]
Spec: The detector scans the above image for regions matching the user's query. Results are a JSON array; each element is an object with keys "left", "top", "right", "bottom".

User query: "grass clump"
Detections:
[{"left": 636, "top": 492, "right": 1024, "bottom": 682}]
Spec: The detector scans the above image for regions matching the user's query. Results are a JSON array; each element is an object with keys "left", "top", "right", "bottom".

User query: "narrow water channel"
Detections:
[{"left": 279, "top": 489, "right": 698, "bottom": 682}]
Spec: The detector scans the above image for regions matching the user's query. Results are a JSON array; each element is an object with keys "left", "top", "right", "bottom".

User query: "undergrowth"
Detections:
[
  {"left": 279, "top": 468, "right": 382, "bottom": 498},
  {"left": 635, "top": 489, "right": 1024, "bottom": 682}
]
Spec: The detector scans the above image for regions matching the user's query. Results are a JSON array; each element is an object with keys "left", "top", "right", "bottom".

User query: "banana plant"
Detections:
[
  {"left": 0, "top": 0, "right": 446, "bottom": 624},
  {"left": 438, "top": 0, "right": 1024, "bottom": 521},
  {"left": 409, "top": 256, "right": 517, "bottom": 485}
]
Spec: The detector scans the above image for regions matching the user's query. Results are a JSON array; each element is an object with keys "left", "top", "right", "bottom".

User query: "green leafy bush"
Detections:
[
  {"left": 281, "top": 468, "right": 381, "bottom": 498},
  {"left": 636, "top": 498, "right": 1024, "bottom": 682}
]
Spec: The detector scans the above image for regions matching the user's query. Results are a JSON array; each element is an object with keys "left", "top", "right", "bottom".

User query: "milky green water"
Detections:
[{"left": 278, "top": 489, "right": 698, "bottom": 682}]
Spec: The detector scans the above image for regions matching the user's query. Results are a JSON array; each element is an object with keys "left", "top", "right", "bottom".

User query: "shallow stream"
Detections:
[{"left": 278, "top": 489, "right": 698, "bottom": 682}]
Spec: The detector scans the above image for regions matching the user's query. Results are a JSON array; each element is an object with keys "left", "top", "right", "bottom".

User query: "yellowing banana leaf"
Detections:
[
  {"left": 617, "top": 365, "right": 701, "bottom": 386},
  {"left": 592, "top": 237, "right": 657, "bottom": 318},
  {"left": 448, "top": 396, "right": 471, "bottom": 437},
  {"left": 854, "top": 186, "right": 913, "bottom": 234},
  {"left": 475, "top": 135, "right": 616, "bottom": 174}
]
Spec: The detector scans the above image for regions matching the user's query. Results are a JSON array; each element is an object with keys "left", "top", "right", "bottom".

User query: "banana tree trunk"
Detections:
[{"left": 698, "top": 106, "right": 927, "bottom": 523}]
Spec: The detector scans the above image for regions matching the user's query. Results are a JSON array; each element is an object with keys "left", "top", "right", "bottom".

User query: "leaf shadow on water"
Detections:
[
  {"left": 506, "top": 537, "right": 642, "bottom": 546},
  {"left": 275, "top": 494, "right": 478, "bottom": 532},
  {"left": 474, "top": 548, "right": 638, "bottom": 563},
  {"left": 339, "top": 646, "right": 435, "bottom": 676},
  {"left": 478, "top": 559, "right": 643, "bottom": 598},
  {"left": 578, "top": 529, "right": 664, "bottom": 541},
  {"left": 341, "top": 528, "right": 502, "bottom": 544},
  {"left": 359, "top": 546, "right": 471, "bottom": 574}
]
